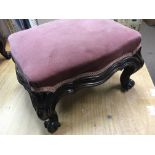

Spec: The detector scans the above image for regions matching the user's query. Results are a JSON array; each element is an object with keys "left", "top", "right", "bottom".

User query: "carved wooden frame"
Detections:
[{"left": 13, "top": 47, "right": 144, "bottom": 133}]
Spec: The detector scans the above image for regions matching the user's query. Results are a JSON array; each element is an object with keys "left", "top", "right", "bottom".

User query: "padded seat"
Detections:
[{"left": 8, "top": 19, "right": 141, "bottom": 92}]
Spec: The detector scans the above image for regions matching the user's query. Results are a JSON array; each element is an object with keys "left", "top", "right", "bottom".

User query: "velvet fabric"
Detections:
[{"left": 8, "top": 19, "right": 141, "bottom": 89}]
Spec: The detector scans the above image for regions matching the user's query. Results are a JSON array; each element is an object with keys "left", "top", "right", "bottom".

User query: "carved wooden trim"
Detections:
[{"left": 14, "top": 47, "right": 144, "bottom": 133}]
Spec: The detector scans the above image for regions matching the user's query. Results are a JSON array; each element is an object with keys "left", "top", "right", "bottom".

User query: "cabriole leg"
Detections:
[
  {"left": 29, "top": 91, "right": 61, "bottom": 133},
  {"left": 0, "top": 39, "right": 11, "bottom": 59},
  {"left": 120, "top": 49, "right": 144, "bottom": 91},
  {"left": 120, "top": 66, "right": 135, "bottom": 91}
]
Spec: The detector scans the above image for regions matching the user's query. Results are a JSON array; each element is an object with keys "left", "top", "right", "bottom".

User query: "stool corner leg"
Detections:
[
  {"left": 120, "top": 49, "right": 144, "bottom": 91},
  {"left": 29, "top": 91, "right": 61, "bottom": 133}
]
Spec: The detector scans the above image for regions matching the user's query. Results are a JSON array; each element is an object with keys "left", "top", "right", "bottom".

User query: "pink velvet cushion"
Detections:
[{"left": 8, "top": 19, "right": 141, "bottom": 90}]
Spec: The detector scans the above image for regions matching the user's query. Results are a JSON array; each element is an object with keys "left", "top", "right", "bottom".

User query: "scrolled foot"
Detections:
[
  {"left": 0, "top": 37, "right": 11, "bottom": 59},
  {"left": 121, "top": 79, "right": 135, "bottom": 91},
  {"left": 4, "top": 52, "right": 11, "bottom": 59},
  {"left": 44, "top": 119, "right": 61, "bottom": 133},
  {"left": 0, "top": 50, "right": 11, "bottom": 59}
]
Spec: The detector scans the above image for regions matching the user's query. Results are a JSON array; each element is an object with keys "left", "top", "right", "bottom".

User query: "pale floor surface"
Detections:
[{"left": 0, "top": 53, "right": 155, "bottom": 134}]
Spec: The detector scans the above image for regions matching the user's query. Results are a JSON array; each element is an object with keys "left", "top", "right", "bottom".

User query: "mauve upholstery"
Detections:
[{"left": 8, "top": 19, "right": 141, "bottom": 89}]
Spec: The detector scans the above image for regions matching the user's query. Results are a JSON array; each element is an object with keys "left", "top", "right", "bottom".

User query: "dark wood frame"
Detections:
[{"left": 13, "top": 47, "right": 144, "bottom": 133}]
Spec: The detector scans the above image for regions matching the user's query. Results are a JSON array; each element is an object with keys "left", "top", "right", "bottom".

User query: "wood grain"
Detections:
[{"left": 0, "top": 45, "right": 155, "bottom": 134}]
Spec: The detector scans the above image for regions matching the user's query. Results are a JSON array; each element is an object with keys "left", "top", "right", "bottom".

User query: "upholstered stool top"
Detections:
[{"left": 8, "top": 19, "right": 141, "bottom": 92}]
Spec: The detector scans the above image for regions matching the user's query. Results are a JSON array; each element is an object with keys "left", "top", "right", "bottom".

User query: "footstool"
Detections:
[{"left": 8, "top": 19, "right": 144, "bottom": 133}]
